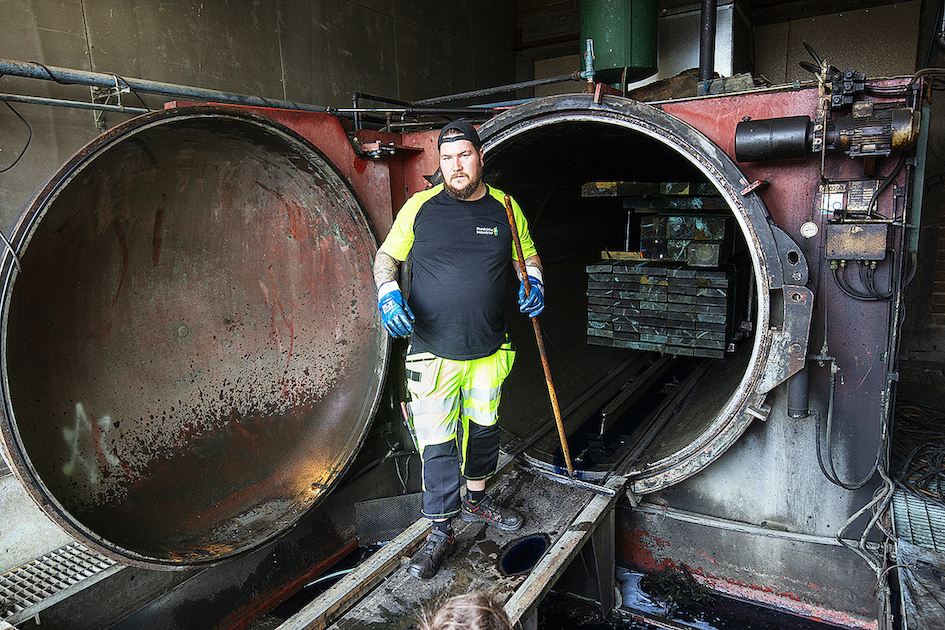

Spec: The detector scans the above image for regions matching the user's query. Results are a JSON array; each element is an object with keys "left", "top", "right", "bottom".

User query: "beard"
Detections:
[{"left": 444, "top": 172, "right": 482, "bottom": 200}]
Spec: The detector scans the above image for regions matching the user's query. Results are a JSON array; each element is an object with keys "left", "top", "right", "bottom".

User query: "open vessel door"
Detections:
[
  {"left": 475, "top": 94, "right": 812, "bottom": 494},
  {"left": 0, "top": 106, "right": 388, "bottom": 569}
]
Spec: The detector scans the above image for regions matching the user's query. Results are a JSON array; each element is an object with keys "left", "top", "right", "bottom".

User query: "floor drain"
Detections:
[{"left": 497, "top": 533, "right": 550, "bottom": 576}]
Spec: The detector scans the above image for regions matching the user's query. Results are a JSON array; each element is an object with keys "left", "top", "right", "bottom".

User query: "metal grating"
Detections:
[
  {"left": 0, "top": 542, "right": 118, "bottom": 622},
  {"left": 893, "top": 488, "right": 945, "bottom": 554},
  {"left": 355, "top": 492, "right": 423, "bottom": 546}
]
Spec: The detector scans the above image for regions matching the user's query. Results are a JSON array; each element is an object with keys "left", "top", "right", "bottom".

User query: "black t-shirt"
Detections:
[{"left": 380, "top": 185, "right": 537, "bottom": 361}]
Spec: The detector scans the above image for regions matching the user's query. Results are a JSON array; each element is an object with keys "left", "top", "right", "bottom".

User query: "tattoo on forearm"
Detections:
[
  {"left": 525, "top": 255, "right": 542, "bottom": 273},
  {"left": 373, "top": 251, "right": 400, "bottom": 289}
]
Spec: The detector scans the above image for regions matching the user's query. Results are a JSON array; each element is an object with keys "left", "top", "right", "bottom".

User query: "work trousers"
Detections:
[{"left": 405, "top": 341, "right": 516, "bottom": 519}]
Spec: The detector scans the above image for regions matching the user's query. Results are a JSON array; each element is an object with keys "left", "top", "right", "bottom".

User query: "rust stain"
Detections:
[{"left": 256, "top": 180, "right": 318, "bottom": 251}]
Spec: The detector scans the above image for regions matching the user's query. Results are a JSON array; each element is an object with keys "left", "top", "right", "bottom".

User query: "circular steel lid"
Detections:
[{"left": 0, "top": 106, "right": 387, "bottom": 568}]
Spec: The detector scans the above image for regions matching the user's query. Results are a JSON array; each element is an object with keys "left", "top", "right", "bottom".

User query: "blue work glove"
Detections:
[
  {"left": 378, "top": 281, "right": 414, "bottom": 338},
  {"left": 518, "top": 270, "right": 544, "bottom": 318}
]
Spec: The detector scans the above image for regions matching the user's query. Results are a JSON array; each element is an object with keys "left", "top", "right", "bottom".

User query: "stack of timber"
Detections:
[
  {"left": 586, "top": 261, "right": 732, "bottom": 359},
  {"left": 639, "top": 214, "right": 731, "bottom": 266}
]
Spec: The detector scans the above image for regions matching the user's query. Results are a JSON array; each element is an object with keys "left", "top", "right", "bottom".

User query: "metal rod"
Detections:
[
  {"left": 0, "top": 57, "right": 328, "bottom": 113},
  {"left": 351, "top": 92, "right": 361, "bottom": 131},
  {"left": 350, "top": 92, "right": 411, "bottom": 130},
  {"left": 633, "top": 503, "right": 884, "bottom": 549},
  {"left": 504, "top": 194, "right": 574, "bottom": 477},
  {"left": 352, "top": 91, "right": 411, "bottom": 107},
  {"left": 333, "top": 107, "right": 493, "bottom": 116},
  {"left": 501, "top": 354, "right": 648, "bottom": 460},
  {"left": 412, "top": 73, "right": 585, "bottom": 106},
  {"left": 524, "top": 466, "right": 616, "bottom": 496},
  {"left": 584, "top": 39, "right": 596, "bottom": 88},
  {"left": 0, "top": 92, "right": 149, "bottom": 114}
]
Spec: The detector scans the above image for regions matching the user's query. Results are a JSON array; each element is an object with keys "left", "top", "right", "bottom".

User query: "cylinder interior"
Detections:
[{"left": 482, "top": 113, "right": 765, "bottom": 485}]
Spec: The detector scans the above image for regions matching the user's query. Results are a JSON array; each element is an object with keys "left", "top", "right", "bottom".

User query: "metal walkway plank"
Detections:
[
  {"left": 504, "top": 475, "right": 626, "bottom": 625},
  {"left": 276, "top": 518, "right": 431, "bottom": 630},
  {"left": 281, "top": 465, "right": 614, "bottom": 630}
]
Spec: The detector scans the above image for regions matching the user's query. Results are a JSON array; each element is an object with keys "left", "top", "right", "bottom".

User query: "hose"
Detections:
[
  {"left": 832, "top": 263, "right": 892, "bottom": 302},
  {"left": 815, "top": 360, "right": 882, "bottom": 490}
]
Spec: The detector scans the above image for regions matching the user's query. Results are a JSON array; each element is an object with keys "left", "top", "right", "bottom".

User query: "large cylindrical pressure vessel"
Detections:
[
  {"left": 0, "top": 107, "right": 388, "bottom": 569},
  {"left": 475, "top": 94, "right": 811, "bottom": 494}
]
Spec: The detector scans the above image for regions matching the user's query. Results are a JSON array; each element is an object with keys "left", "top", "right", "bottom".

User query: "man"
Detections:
[{"left": 373, "top": 120, "right": 544, "bottom": 579}]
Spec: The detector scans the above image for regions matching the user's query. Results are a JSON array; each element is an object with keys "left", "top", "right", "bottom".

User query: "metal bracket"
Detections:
[
  {"left": 771, "top": 223, "right": 809, "bottom": 285},
  {"left": 90, "top": 75, "right": 130, "bottom": 129},
  {"left": 758, "top": 285, "right": 814, "bottom": 394}
]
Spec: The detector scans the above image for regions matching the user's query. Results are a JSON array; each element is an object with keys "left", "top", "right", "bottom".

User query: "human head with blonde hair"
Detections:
[{"left": 416, "top": 591, "right": 512, "bottom": 630}]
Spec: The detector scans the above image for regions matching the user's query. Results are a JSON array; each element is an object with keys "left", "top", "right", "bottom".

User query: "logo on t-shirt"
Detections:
[{"left": 476, "top": 226, "right": 499, "bottom": 236}]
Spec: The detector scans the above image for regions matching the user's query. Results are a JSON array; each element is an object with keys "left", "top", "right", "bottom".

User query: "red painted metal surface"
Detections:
[
  {"left": 166, "top": 103, "right": 401, "bottom": 240},
  {"left": 244, "top": 110, "right": 396, "bottom": 239},
  {"left": 661, "top": 88, "right": 821, "bottom": 233},
  {"left": 399, "top": 129, "right": 442, "bottom": 200},
  {"left": 0, "top": 106, "right": 387, "bottom": 568},
  {"left": 661, "top": 85, "right": 906, "bottom": 485}
]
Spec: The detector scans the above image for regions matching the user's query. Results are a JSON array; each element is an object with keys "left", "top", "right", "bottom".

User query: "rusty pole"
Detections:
[{"left": 504, "top": 195, "right": 575, "bottom": 477}]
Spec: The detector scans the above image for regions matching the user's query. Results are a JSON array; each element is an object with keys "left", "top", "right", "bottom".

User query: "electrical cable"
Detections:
[
  {"left": 0, "top": 101, "right": 31, "bottom": 173},
  {"left": 866, "top": 154, "right": 907, "bottom": 219},
  {"left": 832, "top": 265, "right": 888, "bottom": 301},
  {"left": 835, "top": 487, "right": 885, "bottom": 572},
  {"left": 827, "top": 150, "right": 904, "bottom": 302},
  {"left": 858, "top": 464, "right": 894, "bottom": 557},
  {"left": 394, "top": 450, "right": 412, "bottom": 493},
  {"left": 0, "top": 97, "right": 28, "bottom": 271},
  {"left": 113, "top": 73, "right": 152, "bottom": 111},
  {"left": 31, "top": 61, "right": 75, "bottom": 85},
  {"left": 910, "top": 67, "right": 945, "bottom": 85},
  {"left": 891, "top": 400, "right": 945, "bottom": 503},
  {"left": 838, "top": 264, "right": 876, "bottom": 299},
  {"left": 863, "top": 86, "right": 912, "bottom": 98},
  {"left": 833, "top": 408, "right": 894, "bottom": 575},
  {"left": 303, "top": 567, "right": 355, "bottom": 589},
  {"left": 866, "top": 264, "right": 894, "bottom": 300},
  {"left": 815, "top": 362, "right": 882, "bottom": 490}
]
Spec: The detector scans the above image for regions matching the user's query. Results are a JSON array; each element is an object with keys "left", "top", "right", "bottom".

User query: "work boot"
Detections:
[
  {"left": 407, "top": 528, "right": 456, "bottom": 579},
  {"left": 461, "top": 495, "right": 522, "bottom": 531}
]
